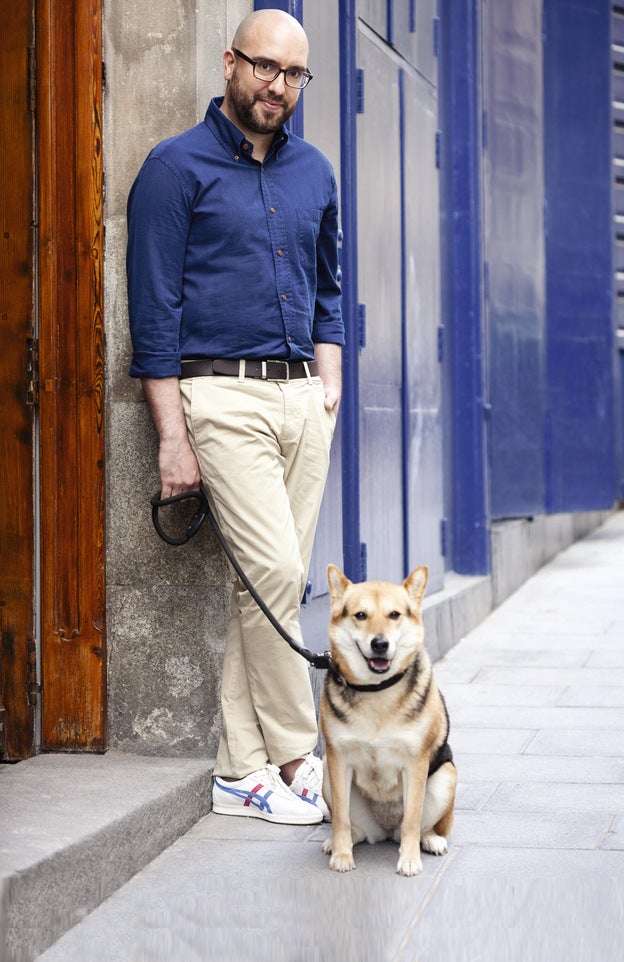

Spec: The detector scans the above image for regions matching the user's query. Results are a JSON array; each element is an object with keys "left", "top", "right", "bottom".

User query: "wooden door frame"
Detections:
[
  {"left": 0, "top": 3, "right": 37, "bottom": 760},
  {"left": 37, "top": 0, "right": 106, "bottom": 750}
]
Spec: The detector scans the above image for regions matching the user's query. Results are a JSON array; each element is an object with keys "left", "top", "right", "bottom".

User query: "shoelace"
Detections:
[
  {"left": 292, "top": 758, "right": 322, "bottom": 794},
  {"left": 263, "top": 764, "right": 296, "bottom": 796}
]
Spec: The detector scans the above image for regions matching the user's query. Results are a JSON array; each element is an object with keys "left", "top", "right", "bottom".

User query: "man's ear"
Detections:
[{"left": 223, "top": 49, "right": 235, "bottom": 82}]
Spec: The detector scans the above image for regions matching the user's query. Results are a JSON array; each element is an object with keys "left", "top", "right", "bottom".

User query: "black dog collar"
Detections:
[{"left": 328, "top": 663, "right": 407, "bottom": 693}]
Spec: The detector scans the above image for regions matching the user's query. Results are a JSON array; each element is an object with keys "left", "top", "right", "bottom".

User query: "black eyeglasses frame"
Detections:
[{"left": 232, "top": 48, "right": 313, "bottom": 90}]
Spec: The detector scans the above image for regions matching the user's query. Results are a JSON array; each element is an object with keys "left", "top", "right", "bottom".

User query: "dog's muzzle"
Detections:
[{"left": 366, "top": 635, "right": 392, "bottom": 674}]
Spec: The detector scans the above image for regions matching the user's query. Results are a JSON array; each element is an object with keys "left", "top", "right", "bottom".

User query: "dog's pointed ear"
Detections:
[
  {"left": 403, "top": 565, "right": 428, "bottom": 606},
  {"left": 327, "top": 564, "right": 351, "bottom": 607}
]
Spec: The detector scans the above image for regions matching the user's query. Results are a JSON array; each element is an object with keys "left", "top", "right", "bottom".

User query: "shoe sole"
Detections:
[{"left": 211, "top": 801, "right": 322, "bottom": 825}]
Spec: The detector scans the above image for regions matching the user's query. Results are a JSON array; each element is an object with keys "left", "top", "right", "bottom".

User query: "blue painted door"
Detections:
[
  {"left": 616, "top": 7, "right": 624, "bottom": 499},
  {"left": 303, "top": 0, "right": 445, "bottom": 604},
  {"left": 402, "top": 66, "right": 445, "bottom": 589},
  {"left": 357, "top": 27, "right": 405, "bottom": 582},
  {"left": 544, "top": 0, "right": 615, "bottom": 510},
  {"left": 481, "top": 0, "right": 547, "bottom": 519},
  {"left": 357, "top": 1, "right": 445, "bottom": 587}
]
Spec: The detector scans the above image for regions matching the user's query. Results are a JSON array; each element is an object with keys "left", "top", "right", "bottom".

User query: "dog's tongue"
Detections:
[{"left": 369, "top": 658, "right": 391, "bottom": 673}]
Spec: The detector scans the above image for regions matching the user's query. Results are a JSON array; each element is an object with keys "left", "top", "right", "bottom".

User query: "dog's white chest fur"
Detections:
[{"left": 334, "top": 710, "right": 427, "bottom": 804}]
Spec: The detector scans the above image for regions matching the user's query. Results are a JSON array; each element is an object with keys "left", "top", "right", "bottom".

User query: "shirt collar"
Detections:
[{"left": 204, "top": 97, "right": 289, "bottom": 161}]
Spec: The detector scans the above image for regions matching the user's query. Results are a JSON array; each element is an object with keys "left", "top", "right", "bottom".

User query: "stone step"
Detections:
[{"left": 0, "top": 753, "right": 213, "bottom": 962}]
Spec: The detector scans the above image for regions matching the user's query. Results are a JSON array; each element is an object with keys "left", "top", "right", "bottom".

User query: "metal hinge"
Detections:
[
  {"left": 28, "top": 45, "right": 36, "bottom": 112},
  {"left": 356, "top": 68, "right": 365, "bottom": 114},
  {"left": 358, "top": 303, "right": 367, "bottom": 349},
  {"left": 26, "top": 337, "right": 39, "bottom": 405},
  {"left": 440, "top": 518, "right": 448, "bottom": 557},
  {"left": 26, "top": 637, "right": 40, "bottom": 707},
  {"left": 0, "top": 708, "right": 6, "bottom": 758}
]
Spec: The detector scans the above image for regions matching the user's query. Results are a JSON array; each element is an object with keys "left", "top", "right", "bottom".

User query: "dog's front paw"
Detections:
[
  {"left": 396, "top": 854, "right": 423, "bottom": 877},
  {"left": 421, "top": 832, "right": 448, "bottom": 856},
  {"left": 329, "top": 851, "right": 356, "bottom": 873}
]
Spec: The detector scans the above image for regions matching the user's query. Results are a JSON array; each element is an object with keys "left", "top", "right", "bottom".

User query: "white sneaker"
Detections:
[
  {"left": 212, "top": 765, "right": 323, "bottom": 825},
  {"left": 289, "top": 753, "right": 330, "bottom": 821}
]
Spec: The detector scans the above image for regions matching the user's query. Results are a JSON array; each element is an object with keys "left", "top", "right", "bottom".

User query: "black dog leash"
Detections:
[{"left": 150, "top": 487, "right": 331, "bottom": 670}]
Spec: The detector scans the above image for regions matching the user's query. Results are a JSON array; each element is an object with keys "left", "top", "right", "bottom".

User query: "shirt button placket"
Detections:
[{"left": 263, "top": 175, "right": 290, "bottom": 337}]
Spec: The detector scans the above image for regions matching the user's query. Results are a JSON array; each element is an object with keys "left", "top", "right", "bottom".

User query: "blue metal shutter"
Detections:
[
  {"left": 482, "top": 0, "right": 547, "bottom": 519},
  {"left": 544, "top": 0, "right": 616, "bottom": 511}
]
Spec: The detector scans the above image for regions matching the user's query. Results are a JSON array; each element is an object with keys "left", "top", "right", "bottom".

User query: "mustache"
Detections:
[{"left": 254, "top": 94, "right": 287, "bottom": 107}]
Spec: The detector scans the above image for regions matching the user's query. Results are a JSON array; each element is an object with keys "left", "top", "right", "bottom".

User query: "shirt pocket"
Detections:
[{"left": 296, "top": 208, "right": 323, "bottom": 264}]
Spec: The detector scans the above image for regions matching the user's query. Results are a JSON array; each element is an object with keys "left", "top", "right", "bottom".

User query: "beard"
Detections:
[{"left": 226, "top": 71, "right": 298, "bottom": 135}]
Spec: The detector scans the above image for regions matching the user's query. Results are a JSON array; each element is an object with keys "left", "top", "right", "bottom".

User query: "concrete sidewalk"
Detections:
[
  {"left": 35, "top": 510, "right": 624, "bottom": 962},
  {"left": 3, "top": 511, "right": 623, "bottom": 961}
]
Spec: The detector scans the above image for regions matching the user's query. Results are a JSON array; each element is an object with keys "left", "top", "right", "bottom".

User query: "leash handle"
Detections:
[{"left": 150, "top": 488, "right": 208, "bottom": 546}]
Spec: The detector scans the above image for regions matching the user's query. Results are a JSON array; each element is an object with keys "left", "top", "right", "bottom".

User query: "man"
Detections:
[{"left": 127, "top": 9, "right": 343, "bottom": 825}]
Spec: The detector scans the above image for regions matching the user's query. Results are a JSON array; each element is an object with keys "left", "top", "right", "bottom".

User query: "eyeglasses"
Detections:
[{"left": 232, "top": 48, "right": 313, "bottom": 90}]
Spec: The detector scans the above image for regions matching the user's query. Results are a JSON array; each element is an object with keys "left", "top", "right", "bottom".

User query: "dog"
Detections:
[{"left": 320, "top": 564, "right": 456, "bottom": 876}]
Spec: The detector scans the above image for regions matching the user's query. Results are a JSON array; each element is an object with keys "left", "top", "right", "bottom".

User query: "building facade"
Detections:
[{"left": 0, "top": 0, "right": 620, "bottom": 760}]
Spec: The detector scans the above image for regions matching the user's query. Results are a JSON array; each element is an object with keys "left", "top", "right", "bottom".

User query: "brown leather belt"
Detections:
[{"left": 179, "top": 358, "right": 318, "bottom": 381}]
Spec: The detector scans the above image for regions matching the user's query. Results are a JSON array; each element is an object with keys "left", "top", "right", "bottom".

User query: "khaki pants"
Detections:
[{"left": 180, "top": 373, "right": 336, "bottom": 778}]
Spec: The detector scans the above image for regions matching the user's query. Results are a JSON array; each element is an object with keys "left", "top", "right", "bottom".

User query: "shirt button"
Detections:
[
  {"left": 242, "top": 142, "right": 249, "bottom": 151},
  {"left": 277, "top": 249, "right": 283, "bottom": 256},
  {"left": 234, "top": 155, "right": 239, "bottom": 161},
  {"left": 282, "top": 294, "right": 287, "bottom": 301},
  {"left": 270, "top": 207, "right": 276, "bottom": 214}
]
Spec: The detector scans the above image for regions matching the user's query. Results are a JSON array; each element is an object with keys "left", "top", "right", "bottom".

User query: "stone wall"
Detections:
[{"left": 103, "top": 0, "right": 250, "bottom": 756}]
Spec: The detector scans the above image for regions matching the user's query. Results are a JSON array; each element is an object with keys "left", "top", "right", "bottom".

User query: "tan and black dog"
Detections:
[{"left": 320, "top": 564, "right": 456, "bottom": 876}]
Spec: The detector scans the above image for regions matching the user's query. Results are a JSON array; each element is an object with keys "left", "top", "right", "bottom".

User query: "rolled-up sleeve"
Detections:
[
  {"left": 312, "top": 173, "right": 344, "bottom": 347},
  {"left": 126, "top": 157, "right": 192, "bottom": 378}
]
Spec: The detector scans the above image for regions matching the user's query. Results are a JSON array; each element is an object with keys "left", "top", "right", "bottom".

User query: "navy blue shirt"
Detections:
[{"left": 127, "top": 98, "right": 344, "bottom": 378}]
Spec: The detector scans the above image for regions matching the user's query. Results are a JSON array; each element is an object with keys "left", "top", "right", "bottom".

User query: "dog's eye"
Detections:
[
  {"left": 354, "top": 611, "right": 367, "bottom": 621},
  {"left": 388, "top": 611, "right": 401, "bottom": 620}
]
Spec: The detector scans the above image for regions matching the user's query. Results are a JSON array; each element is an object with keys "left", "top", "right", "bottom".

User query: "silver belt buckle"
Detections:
[{"left": 265, "top": 360, "right": 289, "bottom": 381}]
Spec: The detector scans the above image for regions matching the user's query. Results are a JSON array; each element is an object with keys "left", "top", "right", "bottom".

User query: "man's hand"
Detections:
[
  {"left": 142, "top": 377, "right": 201, "bottom": 497},
  {"left": 315, "top": 342, "right": 342, "bottom": 415}
]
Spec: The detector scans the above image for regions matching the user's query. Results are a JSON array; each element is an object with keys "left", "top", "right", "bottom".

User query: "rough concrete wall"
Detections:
[{"left": 103, "top": 0, "right": 251, "bottom": 757}]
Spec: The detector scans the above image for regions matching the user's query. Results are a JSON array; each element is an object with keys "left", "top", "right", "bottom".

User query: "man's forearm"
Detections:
[
  {"left": 315, "top": 342, "right": 342, "bottom": 414},
  {"left": 141, "top": 377, "right": 200, "bottom": 496}
]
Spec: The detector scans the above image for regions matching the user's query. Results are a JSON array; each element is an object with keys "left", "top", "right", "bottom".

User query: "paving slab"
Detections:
[
  {"left": 442, "top": 682, "right": 565, "bottom": 707},
  {"left": 558, "top": 685, "right": 624, "bottom": 707},
  {"left": 456, "top": 752, "right": 624, "bottom": 784},
  {"left": 484, "top": 781, "right": 624, "bottom": 815},
  {"left": 474, "top": 666, "right": 624, "bottom": 687},
  {"left": 450, "top": 728, "right": 536, "bottom": 754},
  {"left": 450, "top": 705, "right": 624, "bottom": 730}
]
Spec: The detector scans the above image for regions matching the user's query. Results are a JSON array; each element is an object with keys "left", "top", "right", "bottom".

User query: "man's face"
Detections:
[
  {"left": 223, "top": 23, "right": 309, "bottom": 139},
  {"left": 225, "top": 62, "right": 300, "bottom": 136}
]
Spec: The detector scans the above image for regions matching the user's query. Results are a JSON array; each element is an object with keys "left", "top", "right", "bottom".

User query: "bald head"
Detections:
[{"left": 231, "top": 9, "right": 309, "bottom": 60}]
